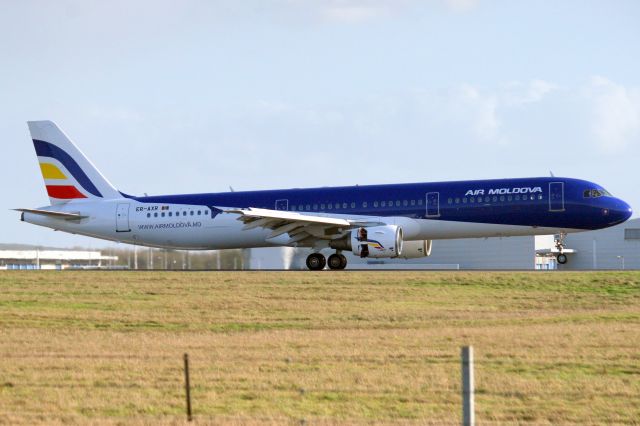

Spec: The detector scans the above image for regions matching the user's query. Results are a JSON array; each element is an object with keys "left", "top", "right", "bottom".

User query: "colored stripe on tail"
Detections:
[{"left": 27, "top": 121, "right": 120, "bottom": 204}]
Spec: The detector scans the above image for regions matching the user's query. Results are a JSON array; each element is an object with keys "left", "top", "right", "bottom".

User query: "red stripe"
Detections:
[{"left": 46, "top": 185, "right": 87, "bottom": 199}]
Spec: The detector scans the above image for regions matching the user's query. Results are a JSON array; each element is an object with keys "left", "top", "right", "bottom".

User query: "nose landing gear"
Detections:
[{"left": 555, "top": 232, "right": 568, "bottom": 265}]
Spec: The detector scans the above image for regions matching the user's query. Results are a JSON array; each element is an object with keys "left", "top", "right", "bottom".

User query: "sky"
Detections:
[{"left": 1, "top": 0, "right": 639, "bottom": 248}]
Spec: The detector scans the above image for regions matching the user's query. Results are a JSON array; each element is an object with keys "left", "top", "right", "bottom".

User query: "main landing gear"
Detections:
[
  {"left": 306, "top": 253, "right": 326, "bottom": 270},
  {"left": 327, "top": 253, "right": 348, "bottom": 270},
  {"left": 306, "top": 252, "right": 348, "bottom": 270},
  {"left": 555, "top": 232, "right": 568, "bottom": 265}
]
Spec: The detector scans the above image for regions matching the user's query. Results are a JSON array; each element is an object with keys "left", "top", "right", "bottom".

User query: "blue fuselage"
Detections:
[{"left": 128, "top": 177, "right": 632, "bottom": 231}]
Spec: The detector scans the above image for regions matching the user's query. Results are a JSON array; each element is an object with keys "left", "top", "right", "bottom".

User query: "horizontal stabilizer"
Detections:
[{"left": 14, "top": 208, "right": 88, "bottom": 220}]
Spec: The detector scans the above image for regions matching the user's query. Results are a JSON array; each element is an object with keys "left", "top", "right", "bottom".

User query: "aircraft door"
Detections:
[
  {"left": 275, "top": 199, "right": 288, "bottom": 211},
  {"left": 116, "top": 203, "right": 131, "bottom": 232},
  {"left": 426, "top": 192, "right": 440, "bottom": 217},
  {"left": 549, "top": 182, "right": 565, "bottom": 211}
]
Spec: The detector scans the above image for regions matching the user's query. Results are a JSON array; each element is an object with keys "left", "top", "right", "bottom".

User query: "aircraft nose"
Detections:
[
  {"left": 607, "top": 198, "right": 633, "bottom": 224},
  {"left": 621, "top": 200, "right": 633, "bottom": 221}
]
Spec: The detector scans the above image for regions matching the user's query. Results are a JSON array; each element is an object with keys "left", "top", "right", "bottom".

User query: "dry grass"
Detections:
[{"left": 0, "top": 271, "right": 639, "bottom": 425}]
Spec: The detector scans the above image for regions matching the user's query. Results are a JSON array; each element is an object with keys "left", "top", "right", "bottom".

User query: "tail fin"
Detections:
[{"left": 27, "top": 120, "right": 120, "bottom": 204}]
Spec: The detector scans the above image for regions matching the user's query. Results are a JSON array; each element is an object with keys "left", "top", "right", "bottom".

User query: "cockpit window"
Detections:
[{"left": 584, "top": 188, "right": 612, "bottom": 198}]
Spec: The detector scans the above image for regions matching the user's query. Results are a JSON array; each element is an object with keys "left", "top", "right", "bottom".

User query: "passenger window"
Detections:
[
  {"left": 313, "top": 204, "right": 318, "bottom": 210},
  {"left": 146, "top": 213, "right": 150, "bottom": 218},
  {"left": 492, "top": 196, "right": 498, "bottom": 202},
  {"left": 291, "top": 206, "right": 296, "bottom": 211},
  {"left": 335, "top": 203, "right": 340, "bottom": 209},
  {"left": 403, "top": 200, "right": 408, "bottom": 206},
  {"left": 499, "top": 196, "right": 505, "bottom": 202},
  {"left": 327, "top": 203, "right": 332, "bottom": 210},
  {"left": 362, "top": 202, "right": 368, "bottom": 208},
  {"left": 470, "top": 197, "right": 475, "bottom": 203},
  {"left": 462, "top": 198, "right": 468, "bottom": 203},
  {"left": 388, "top": 201, "right": 393, "bottom": 207},
  {"left": 343, "top": 203, "right": 347, "bottom": 209},
  {"left": 320, "top": 203, "right": 325, "bottom": 209},
  {"left": 183, "top": 211, "right": 187, "bottom": 216},
  {"left": 374, "top": 201, "right": 379, "bottom": 207},
  {"left": 485, "top": 196, "right": 490, "bottom": 203},
  {"left": 169, "top": 212, "right": 172, "bottom": 217},
  {"left": 395, "top": 200, "right": 400, "bottom": 207},
  {"left": 455, "top": 198, "right": 460, "bottom": 204},
  {"left": 351, "top": 202, "right": 355, "bottom": 208},
  {"left": 381, "top": 201, "right": 386, "bottom": 207},
  {"left": 190, "top": 211, "right": 194, "bottom": 216},
  {"left": 448, "top": 198, "right": 453, "bottom": 204},
  {"left": 538, "top": 194, "right": 543, "bottom": 200},
  {"left": 154, "top": 212, "right": 158, "bottom": 217},
  {"left": 161, "top": 212, "right": 165, "bottom": 217},
  {"left": 411, "top": 200, "right": 416, "bottom": 206},
  {"left": 515, "top": 195, "right": 520, "bottom": 201},
  {"left": 196, "top": 210, "right": 200, "bottom": 215},
  {"left": 530, "top": 195, "right": 535, "bottom": 200},
  {"left": 507, "top": 195, "right": 513, "bottom": 201},
  {"left": 418, "top": 199, "right": 423, "bottom": 206}
]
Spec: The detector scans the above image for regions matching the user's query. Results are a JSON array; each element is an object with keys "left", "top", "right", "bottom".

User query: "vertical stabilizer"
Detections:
[{"left": 27, "top": 120, "right": 120, "bottom": 204}]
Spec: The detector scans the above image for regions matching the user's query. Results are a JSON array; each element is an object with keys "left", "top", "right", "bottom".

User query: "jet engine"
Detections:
[
  {"left": 397, "top": 240, "right": 433, "bottom": 259},
  {"left": 330, "top": 225, "right": 403, "bottom": 258}
]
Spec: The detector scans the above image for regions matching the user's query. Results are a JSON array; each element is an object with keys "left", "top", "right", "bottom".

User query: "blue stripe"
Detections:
[{"left": 33, "top": 139, "right": 102, "bottom": 197}]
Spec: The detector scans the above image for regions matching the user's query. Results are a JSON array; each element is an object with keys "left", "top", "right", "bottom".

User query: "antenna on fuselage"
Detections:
[
  {"left": 549, "top": 171, "right": 555, "bottom": 177},
  {"left": 229, "top": 186, "right": 235, "bottom": 192}
]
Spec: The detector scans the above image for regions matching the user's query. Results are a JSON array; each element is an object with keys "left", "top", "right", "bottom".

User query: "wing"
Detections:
[{"left": 220, "top": 207, "right": 380, "bottom": 246}]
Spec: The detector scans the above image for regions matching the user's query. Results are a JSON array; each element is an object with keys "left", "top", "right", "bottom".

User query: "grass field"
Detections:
[{"left": 0, "top": 271, "right": 639, "bottom": 425}]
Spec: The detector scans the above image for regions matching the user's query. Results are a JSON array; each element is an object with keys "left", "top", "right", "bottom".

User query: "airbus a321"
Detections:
[{"left": 17, "top": 121, "right": 633, "bottom": 270}]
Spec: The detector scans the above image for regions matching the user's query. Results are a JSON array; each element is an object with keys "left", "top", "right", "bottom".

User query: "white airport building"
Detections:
[{"left": 0, "top": 250, "right": 118, "bottom": 270}]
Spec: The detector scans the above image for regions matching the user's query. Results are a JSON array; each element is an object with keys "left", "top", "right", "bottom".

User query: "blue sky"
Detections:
[{"left": 1, "top": 0, "right": 639, "bottom": 248}]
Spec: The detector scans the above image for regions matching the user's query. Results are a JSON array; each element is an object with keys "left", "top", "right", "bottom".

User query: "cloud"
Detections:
[
  {"left": 585, "top": 76, "right": 640, "bottom": 152},
  {"left": 502, "top": 79, "right": 559, "bottom": 106},
  {"left": 448, "top": 84, "right": 501, "bottom": 142},
  {"left": 87, "top": 106, "right": 143, "bottom": 123},
  {"left": 411, "top": 79, "right": 556, "bottom": 144},
  {"left": 321, "top": 4, "right": 391, "bottom": 23},
  {"left": 444, "top": 0, "right": 479, "bottom": 13},
  {"left": 284, "top": 0, "right": 479, "bottom": 25}
]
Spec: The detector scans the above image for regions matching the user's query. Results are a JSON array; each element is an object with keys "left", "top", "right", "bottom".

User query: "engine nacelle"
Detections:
[
  {"left": 398, "top": 240, "right": 433, "bottom": 259},
  {"left": 350, "top": 225, "right": 403, "bottom": 258}
]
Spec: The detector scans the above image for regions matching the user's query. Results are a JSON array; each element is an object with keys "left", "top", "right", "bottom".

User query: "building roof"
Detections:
[{"left": 0, "top": 250, "right": 117, "bottom": 261}]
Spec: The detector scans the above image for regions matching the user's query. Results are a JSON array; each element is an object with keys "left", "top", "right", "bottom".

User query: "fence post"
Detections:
[
  {"left": 461, "top": 346, "right": 474, "bottom": 426},
  {"left": 184, "top": 353, "right": 193, "bottom": 422}
]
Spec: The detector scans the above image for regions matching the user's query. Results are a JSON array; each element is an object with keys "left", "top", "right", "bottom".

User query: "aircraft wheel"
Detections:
[
  {"left": 328, "top": 254, "right": 343, "bottom": 270},
  {"left": 338, "top": 254, "right": 348, "bottom": 269},
  {"left": 557, "top": 253, "right": 568, "bottom": 265},
  {"left": 306, "top": 253, "right": 326, "bottom": 270}
]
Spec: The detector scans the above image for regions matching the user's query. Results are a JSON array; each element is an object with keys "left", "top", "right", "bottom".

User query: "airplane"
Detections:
[{"left": 17, "top": 121, "right": 633, "bottom": 270}]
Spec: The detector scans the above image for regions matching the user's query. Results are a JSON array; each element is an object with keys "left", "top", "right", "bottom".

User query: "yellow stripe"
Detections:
[{"left": 40, "top": 163, "right": 67, "bottom": 179}]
